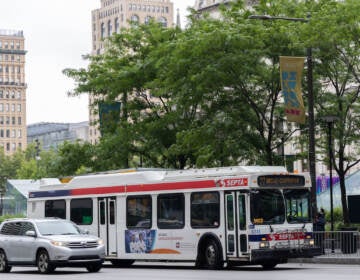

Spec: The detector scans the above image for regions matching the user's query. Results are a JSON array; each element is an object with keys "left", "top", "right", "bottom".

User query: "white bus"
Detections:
[{"left": 27, "top": 166, "right": 321, "bottom": 269}]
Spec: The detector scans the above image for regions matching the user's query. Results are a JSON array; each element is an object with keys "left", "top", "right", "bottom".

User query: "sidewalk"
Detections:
[{"left": 290, "top": 251, "right": 360, "bottom": 265}]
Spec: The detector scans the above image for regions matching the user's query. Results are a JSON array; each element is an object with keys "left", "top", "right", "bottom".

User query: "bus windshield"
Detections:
[
  {"left": 250, "top": 189, "right": 285, "bottom": 224},
  {"left": 284, "top": 189, "right": 311, "bottom": 223}
]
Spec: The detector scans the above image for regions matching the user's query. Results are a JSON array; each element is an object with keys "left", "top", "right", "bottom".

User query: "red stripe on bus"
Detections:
[
  {"left": 69, "top": 180, "right": 216, "bottom": 196},
  {"left": 126, "top": 180, "right": 216, "bottom": 192}
]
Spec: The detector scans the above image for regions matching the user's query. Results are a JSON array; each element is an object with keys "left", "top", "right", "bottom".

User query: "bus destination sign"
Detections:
[{"left": 257, "top": 175, "right": 305, "bottom": 188}]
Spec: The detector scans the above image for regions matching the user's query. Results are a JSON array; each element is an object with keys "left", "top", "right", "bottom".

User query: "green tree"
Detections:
[{"left": 305, "top": 0, "right": 360, "bottom": 225}]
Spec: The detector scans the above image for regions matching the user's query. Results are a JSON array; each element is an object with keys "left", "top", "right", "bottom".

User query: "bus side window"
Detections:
[
  {"left": 126, "top": 195, "right": 152, "bottom": 229},
  {"left": 45, "top": 199, "right": 66, "bottom": 219},
  {"left": 157, "top": 193, "right": 185, "bottom": 229},
  {"left": 191, "top": 192, "right": 220, "bottom": 228}
]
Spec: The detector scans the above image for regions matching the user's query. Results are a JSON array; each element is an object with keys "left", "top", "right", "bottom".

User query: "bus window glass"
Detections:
[
  {"left": 157, "top": 193, "right": 184, "bottom": 229},
  {"left": 250, "top": 189, "right": 284, "bottom": 224},
  {"left": 45, "top": 200, "right": 66, "bottom": 219},
  {"left": 99, "top": 200, "right": 105, "bottom": 225},
  {"left": 70, "top": 198, "right": 93, "bottom": 225},
  {"left": 109, "top": 200, "right": 115, "bottom": 225},
  {"left": 238, "top": 195, "right": 246, "bottom": 230},
  {"left": 226, "top": 195, "right": 234, "bottom": 230},
  {"left": 127, "top": 195, "right": 152, "bottom": 228},
  {"left": 284, "top": 189, "right": 311, "bottom": 223},
  {"left": 191, "top": 192, "right": 220, "bottom": 228}
]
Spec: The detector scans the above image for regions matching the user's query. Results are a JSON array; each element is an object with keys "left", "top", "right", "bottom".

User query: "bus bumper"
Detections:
[{"left": 251, "top": 247, "right": 322, "bottom": 262}]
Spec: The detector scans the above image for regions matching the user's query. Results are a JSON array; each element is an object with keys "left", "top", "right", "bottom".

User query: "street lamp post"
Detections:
[
  {"left": 322, "top": 115, "right": 338, "bottom": 253},
  {"left": 249, "top": 14, "right": 317, "bottom": 217}
]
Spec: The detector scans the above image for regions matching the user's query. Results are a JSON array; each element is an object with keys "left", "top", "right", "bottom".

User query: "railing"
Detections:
[{"left": 314, "top": 230, "right": 359, "bottom": 257}]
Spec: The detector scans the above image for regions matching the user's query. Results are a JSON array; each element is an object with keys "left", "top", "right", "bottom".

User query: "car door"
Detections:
[
  {"left": 18, "top": 222, "right": 37, "bottom": 262},
  {"left": 0, "top": 222, "right": 21, "bottom": 262}
]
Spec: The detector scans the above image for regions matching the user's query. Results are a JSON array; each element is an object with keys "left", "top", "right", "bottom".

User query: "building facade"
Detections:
[
  {"left": 0, "top": 29, "right": 27, "bottom": 155},
  {"left": 27, "top": 121, "right": 89, "bottom": 151},
  {"left": 89, "top": 0, "right": 174, "bottom": 144}
]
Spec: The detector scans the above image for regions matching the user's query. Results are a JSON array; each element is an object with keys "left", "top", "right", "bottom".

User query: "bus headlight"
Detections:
[
  {"left": 259, "top": 241, "right": 270, "bottom": 249},
  {"left": 304, "top": 239, "right": 315, "bottom": 246}
]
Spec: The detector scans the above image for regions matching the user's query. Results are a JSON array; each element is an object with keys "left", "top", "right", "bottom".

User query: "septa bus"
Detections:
[{"left": 27, "top": 166, "right": 321, "bottom": 269}]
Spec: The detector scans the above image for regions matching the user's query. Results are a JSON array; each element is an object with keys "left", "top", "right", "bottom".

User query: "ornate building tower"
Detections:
[{"left": 0, "top": 29, "right": 27, "bottom": 155}]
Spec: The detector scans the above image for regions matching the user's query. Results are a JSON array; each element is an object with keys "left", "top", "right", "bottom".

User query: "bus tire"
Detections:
[
  {"left": 110, "top": 260, "right": 135, "bottom": 267},
  {"left": 198, "top": 239, "right": 223, "bottom": 270}
]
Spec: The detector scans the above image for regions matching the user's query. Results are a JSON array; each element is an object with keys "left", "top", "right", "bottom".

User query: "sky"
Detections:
[{"left": 0, "top": 0, "right": 194, "bottom": 125}]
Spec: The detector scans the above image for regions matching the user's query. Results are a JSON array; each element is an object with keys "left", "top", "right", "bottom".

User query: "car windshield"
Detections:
[
  {"left": 284, "top": 189, "right": 311, "bottom": 223},
  {"left": 35, "top": 220, "right": 81, "bottom": 236}
]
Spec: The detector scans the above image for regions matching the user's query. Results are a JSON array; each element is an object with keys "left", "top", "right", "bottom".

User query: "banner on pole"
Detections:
[{"left": 279, "top": 56, "right": 305, "bottom": 124}]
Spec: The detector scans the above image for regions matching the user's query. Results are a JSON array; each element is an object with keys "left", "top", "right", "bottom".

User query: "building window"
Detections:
[
  {"left": 115, "top": 17, "right": 120, "bottom": 33},
  {"left": 12, "top": 116, "right": 15, "bottom": 125},
  {"left": 101, "top": 23, "right": 105, "bottom": 39},
  {"left": 17, "top": 129, "right": 21, "bottom": 138},
  {"left": 145, "top": 15, "right": 152, "bottom": 25},
  {"left": 158, "top": 17, "right": 167, "bottom": 27},
  {"left": 18, "top": 116, "right": 21, "bottom": 125},
  {"left": 130, "top": 14, "right": 139, "bottom": 24},
  {"left": 107, "top": 20, "right": 112, "bottom": 36},
  {"left": 17, "top": 104, "right": 21, "bottom": 112}
]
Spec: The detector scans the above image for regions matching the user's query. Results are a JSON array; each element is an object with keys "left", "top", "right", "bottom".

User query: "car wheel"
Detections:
[
  {"left": 86, "top": 263, "right": 102, "bottom": 273},
  {"left": 0, "top": 250, "right": 12, "bottom": 273},
  {"left": 37, "top": 250, "right": 55, "bottom": 274}
]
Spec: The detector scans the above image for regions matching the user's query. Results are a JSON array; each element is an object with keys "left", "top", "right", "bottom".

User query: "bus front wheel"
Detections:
[{"left": 198, "top": 239, "right": 223, "bottom": 270}]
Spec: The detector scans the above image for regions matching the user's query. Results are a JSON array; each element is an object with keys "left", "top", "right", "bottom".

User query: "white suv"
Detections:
[{"left": 0, "top": 218, "right": 105, "bottom": 273}]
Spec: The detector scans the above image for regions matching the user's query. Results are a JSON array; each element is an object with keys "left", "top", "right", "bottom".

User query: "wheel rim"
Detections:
[
  {"left": 205, "top": 244, "right": 216, "bottom": 266},
  {"left": 38, "top": 253, "right": 49, "bottom": 272},
  {"left": 0, "top": 252, "right": 6, "bottom": 271}
]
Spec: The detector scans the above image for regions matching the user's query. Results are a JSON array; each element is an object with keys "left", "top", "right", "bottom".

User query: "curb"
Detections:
[{"left": 289, "top": 257, "right": 360, "bottom": 265}]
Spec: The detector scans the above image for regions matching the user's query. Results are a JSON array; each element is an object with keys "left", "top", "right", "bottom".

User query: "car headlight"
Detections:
[
  {"left": 97, "top": 239, "right": 104, "bottom": 245},
  {"left": 51, "top": 240, "right": 67, "bottom": 247}
]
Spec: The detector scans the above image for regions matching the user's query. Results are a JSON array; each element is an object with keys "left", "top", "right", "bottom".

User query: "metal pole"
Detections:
[
  {"left": 328, "top": 121, "right": 335, "bottom": 253},
  {"left": 307, "top": 45, "right": 317, "bottom": 219}
]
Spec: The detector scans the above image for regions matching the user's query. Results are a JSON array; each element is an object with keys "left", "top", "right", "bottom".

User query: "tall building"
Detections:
[
  {"left": 89, "top": 0, "right": 174, "bottom": 144},
  {"left": 0, "top": 29, "right": 27, "bottom": 155},
  {"left": 194, "top": 0, "right": 258, "bottom": 18},
  {"left": 27, "top": 121, "right": 89, "bottom": 151}
]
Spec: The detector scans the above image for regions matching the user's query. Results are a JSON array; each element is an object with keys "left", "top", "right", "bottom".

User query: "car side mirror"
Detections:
[{"left": 25, "top": 230, "right": 36, "bottom": 237}]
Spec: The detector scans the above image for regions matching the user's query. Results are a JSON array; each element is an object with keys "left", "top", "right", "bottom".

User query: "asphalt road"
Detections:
[{"left": 4, "top": 262, "right": 360, "bottom": 280}]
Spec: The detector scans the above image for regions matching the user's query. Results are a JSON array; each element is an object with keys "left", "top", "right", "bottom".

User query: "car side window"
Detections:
[
  {"left": 19, "top": 222, "right": 35, "bottom": 236},
  {"left": 0, "top": 222, "right": 21, "bottom": 235}
]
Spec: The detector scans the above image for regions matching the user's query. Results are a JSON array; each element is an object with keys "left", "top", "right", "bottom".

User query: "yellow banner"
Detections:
[{"left": 279, "top": 56, "right": 305, "bottom": 124}]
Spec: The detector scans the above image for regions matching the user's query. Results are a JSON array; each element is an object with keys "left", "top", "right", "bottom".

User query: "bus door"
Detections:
[
  {"left": 225, "top": 192, "right": 248, "bottom": 258},
  {"left": 98, "top": 197, "right": 117, "bottom": 256}
]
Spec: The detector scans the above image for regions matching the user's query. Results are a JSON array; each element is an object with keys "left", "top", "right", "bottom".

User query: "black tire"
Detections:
[
  {"left": 86, "top": 263, "right": 102, "bottom": 273},
  {"left": 110, "top": 259, "right": 135, "bottom": 267},
  {"left": 0, "top": 250, "right": 12, "bottom": 273},
  {"left": 37, "top": 250, "right": 55, "bottom": 274},
  {"left": 261, "top": 261, "right": 278, "bottom": 270},
  {"left": 201, "top": 239, "right": 223, "bottom": 270}
]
